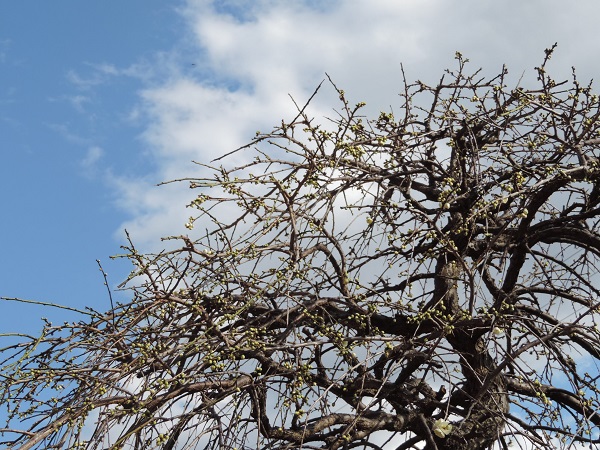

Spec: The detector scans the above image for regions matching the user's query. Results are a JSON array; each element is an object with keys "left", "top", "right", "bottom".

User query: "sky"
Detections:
[{"left": 2, "top": 0, "right": 600, "bottom": 340}]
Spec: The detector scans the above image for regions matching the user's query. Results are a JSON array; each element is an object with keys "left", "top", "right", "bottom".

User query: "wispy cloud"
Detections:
[
  {"left": 81, "top": 145, "right": 104, "bottom": 169},
  {"left": 65, "top": 60, "right": 152, "bottom": 90},
  {"left": 64, "top": 94, "right": 91, "bottom": 113},
  {"left": 66, "top": 69, "right": 107, "bottom": 91},
  {"left": 77, "top": 146, "right": 105, "bottom": 180},
  {"left": 0, "top": 38, "right": 10, "bottom": 63},
  {"left": 46, "top": 122, "right": 90, "bottom": 146}
]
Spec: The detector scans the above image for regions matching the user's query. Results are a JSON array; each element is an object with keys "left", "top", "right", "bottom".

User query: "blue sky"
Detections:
[
  {"left": 2, "top": 0, "right": 600, "bottom": 338},
  {"left": 0, "top": 1, "right": 184, "bottom": 329}
]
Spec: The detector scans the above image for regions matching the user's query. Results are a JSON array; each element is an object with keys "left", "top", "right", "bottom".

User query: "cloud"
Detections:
[
  {"left": 65, "top": 60, "right": 158, "bottom": 92},
  {"left": 0, "top": 38, "right": 10, "bottom": 63},
  {"left": 68, "top": 94, "right": 91, "bottom": 113},
  {"left": 46, "top": 122, "right": 90, "bottom": 146},
  {"left": 66, "top": 69, "right": 107, "bottom": 91},
  {"left": 81, "top": 146, "right": 104, "bottom": 169},
  {"left": 108, "top": 0, "right": 600, "bottom": 251},
  {"left": 88, "top": 60, "right": 171, "bottom": 84}
]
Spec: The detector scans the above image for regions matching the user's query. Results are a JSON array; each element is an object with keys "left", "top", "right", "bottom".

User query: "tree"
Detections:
[{"left": 3, "top": 47, "right": 600, "bottom": 450}]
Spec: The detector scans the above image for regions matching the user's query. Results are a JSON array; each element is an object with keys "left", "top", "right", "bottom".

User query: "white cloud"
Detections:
[
  {"left": 66, "top": 60, "right": 160, "bottom": 92},
  {"left": 110, "top": 0, "right": 600, "bottom": 250},
  {"left": 0, "top": 38, "right": 10, "bottom": 63},
  {"left": 66, "top": 69, "right": 106, "bottom": 91},
  {"left": 81, "top": 146, "right": 104, "bottom": 168},
  {"left": 46, "top": 122, "right": 90, "bottom": 146},
  {"left": 68, "top": 94, "right": 91, "bottom": 113}
]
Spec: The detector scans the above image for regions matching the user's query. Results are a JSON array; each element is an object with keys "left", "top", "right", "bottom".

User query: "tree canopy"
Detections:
[{"left": 3, "top": 47, "right": 600, "bottom": 450}]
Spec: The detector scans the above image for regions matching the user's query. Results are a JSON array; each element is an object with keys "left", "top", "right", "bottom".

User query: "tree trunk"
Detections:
[{"left": 434, "top": 255, "right": 508, "bottom": 450}]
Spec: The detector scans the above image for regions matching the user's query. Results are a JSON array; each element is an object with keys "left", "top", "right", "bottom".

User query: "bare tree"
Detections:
[{"left": 3, "top": 47, "right": 600, "bottom": 450}]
